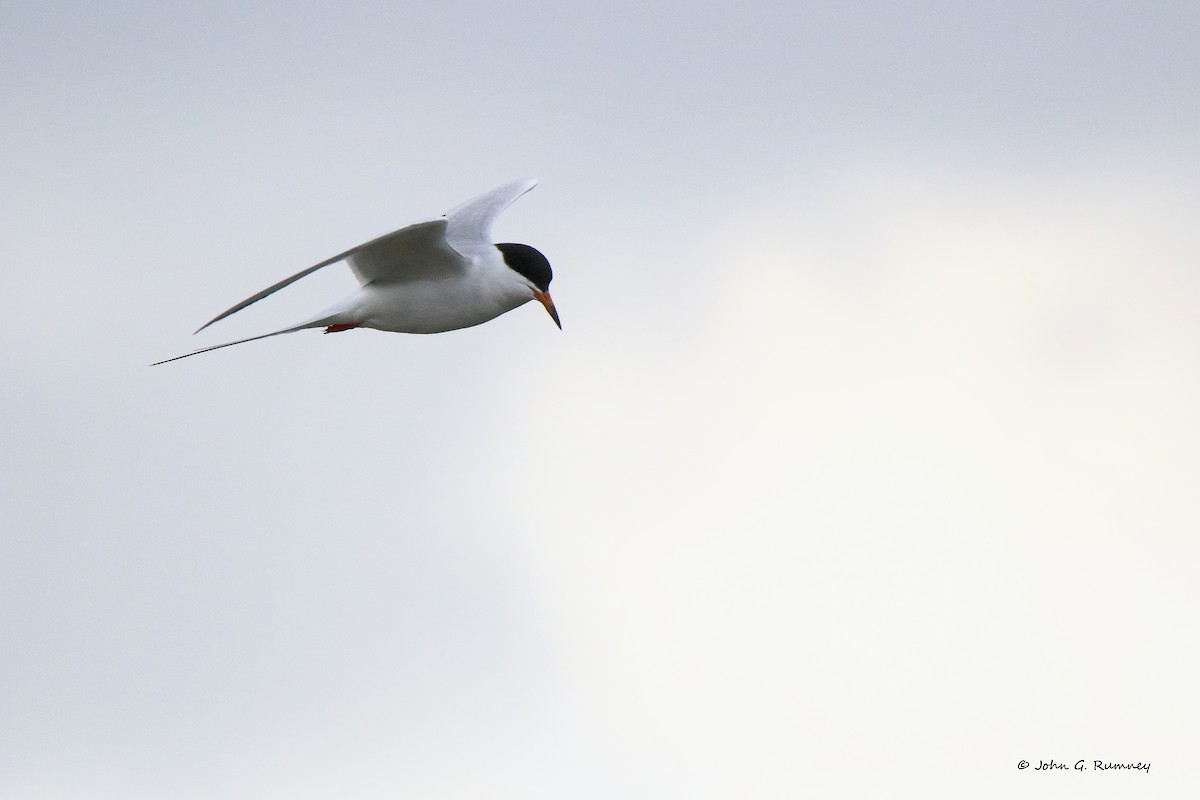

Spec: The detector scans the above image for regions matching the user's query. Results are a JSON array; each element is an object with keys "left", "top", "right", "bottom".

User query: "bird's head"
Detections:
[{"left": 496, "top": 242, "right": 560, "bottom": 329}]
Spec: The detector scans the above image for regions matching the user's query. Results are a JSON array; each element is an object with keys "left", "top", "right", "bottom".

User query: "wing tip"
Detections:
[{"left": 504, "top": 177, "right": 538, "bottom": 194}]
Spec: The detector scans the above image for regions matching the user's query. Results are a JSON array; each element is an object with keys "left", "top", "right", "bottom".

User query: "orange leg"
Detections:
[{"left": 323, "top": 323, "right": 359, "bottom": 334}]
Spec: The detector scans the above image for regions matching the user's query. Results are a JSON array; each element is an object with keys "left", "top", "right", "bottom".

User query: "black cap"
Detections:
[{"left": 496, "top": 243, "right": 553, "bottom": 293}]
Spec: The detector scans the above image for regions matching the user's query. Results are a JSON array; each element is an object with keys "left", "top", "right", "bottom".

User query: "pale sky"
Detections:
[{"left": 2, "top": 2, "right": 1198, "bottom": 798}]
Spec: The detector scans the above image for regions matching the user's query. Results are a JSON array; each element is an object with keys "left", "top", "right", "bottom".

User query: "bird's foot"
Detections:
[{"left": 323, "top": 323, "right": 359, "bottom": 334}]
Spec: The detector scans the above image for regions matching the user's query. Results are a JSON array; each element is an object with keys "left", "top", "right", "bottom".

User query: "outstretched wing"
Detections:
[
  {"left": 194, "top": 218, "right": 458, "bottom": 334},
  {"left": 444, "top": 178, "right": 538, "bottom": 253},
  {"left": 193, "top": 178, "right": 536, "bottom": 335}
]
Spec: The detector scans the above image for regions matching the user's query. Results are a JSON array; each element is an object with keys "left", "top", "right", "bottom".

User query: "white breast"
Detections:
[{"left": 355, "top": 252, "right": 532, "bottom": 334}]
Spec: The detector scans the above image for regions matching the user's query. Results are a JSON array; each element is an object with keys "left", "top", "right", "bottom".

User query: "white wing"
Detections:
[
  {"left": 193, "top": 179, "right": 537, "bottom": 335},
  {"left": 346, "top": 218, "right": 462, "bottom": 285},
  {"left": 194, "top": 218, "right": 460, "bottom": 334},
  {"left": 444, "top": 178, "right": 538, "bottom": 252}
]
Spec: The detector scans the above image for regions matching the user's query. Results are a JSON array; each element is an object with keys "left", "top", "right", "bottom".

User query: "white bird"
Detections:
[{"left": 152, "top": 179, "right": 559, "bottom": 365}]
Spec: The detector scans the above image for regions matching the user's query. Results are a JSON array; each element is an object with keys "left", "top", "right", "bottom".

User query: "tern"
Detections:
[{"left": 152, "top": 178, "right": 558, "bottom": 365}]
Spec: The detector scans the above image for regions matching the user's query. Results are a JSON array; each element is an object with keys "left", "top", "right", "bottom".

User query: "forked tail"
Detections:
[{"left": 150, "top": 324, "right": 313, "bottom": 366}]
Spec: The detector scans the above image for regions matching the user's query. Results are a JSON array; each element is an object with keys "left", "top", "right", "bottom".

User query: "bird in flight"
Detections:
[{"left": 153, "top": 179, "right": 558, "bottom": 365}]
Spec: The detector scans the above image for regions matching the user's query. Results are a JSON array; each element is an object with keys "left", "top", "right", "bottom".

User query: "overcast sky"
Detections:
[{"left": 2, "top": 2, "right": 1198, "bottom": 798}]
